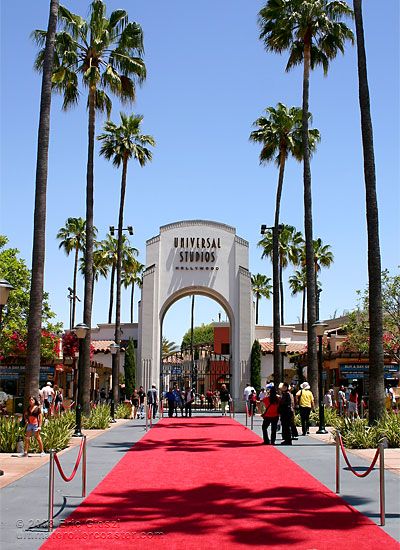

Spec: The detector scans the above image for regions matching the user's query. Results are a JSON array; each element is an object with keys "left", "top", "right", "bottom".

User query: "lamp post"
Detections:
[
  {"left": 109, "top": 342, "right": 120, "bottom": 422},
  {"left": 277, "top": 341, "right": 287, "bottom": 383},
  {"left": 73, "top": 323, "right": 89, "bottom": 437},
  {"left": 260, "top": 224, "right": 284, "bottom": 384},
  {"left": 0, "top": 279, "right": 14, "bottom": 330},
  {"left": 313, "top": 321, "right": 328, "bottom": 434}
]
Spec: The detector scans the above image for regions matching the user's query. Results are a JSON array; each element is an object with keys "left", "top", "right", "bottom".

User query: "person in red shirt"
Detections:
[{"left": 261, "top": 386, "right": 280, "bottom": 445}]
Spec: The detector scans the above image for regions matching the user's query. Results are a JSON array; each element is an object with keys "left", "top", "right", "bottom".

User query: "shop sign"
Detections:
[{"left": 0, "top": 365, "right": 55, "bottom": 381}]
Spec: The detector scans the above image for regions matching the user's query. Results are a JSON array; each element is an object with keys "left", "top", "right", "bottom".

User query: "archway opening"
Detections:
[{"left": 161, "top": 294, "right": 232, "bottom": 411}]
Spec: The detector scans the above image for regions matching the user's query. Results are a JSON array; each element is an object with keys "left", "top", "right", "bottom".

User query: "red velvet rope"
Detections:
[
  {"left": 338, "top": 434, "right": 380, "bottom": 478},
  {"left": 54, "top": 437, "right": 85, "bottom": 482}
]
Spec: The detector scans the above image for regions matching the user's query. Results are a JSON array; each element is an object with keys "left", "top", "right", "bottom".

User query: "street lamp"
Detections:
[
  {"left": 109, "top": 342, "right": 120, "bottom": 422},
  {"left": 313, "top": 320, "right": 328, "bottom": 434},
  {"left": 0, "top": 279, "right": 14, "bottom": 329},
  {"left": 277, "top": 341, "right": 287, "bottom": 383},
  {"left": 73, "top": 323, "right": 89, "bottom": 437},
  {"left": 109, "top": 225, "right": 133, "bottom": 236}
]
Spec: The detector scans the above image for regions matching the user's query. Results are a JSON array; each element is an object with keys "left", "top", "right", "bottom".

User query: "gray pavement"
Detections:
[{"left": 0, "top": 414, "right": 399, "bottom": 549}]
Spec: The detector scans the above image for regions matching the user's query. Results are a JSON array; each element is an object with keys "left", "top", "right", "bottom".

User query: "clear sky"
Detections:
[{"left": 1, "top": 1, "right": 399, "bottom": 346}]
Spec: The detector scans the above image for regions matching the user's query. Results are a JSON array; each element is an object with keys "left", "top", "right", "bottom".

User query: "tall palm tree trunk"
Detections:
[
  {"left": 108, "top": 265, "right": 116, "bottom": 323},
  {"left": 72, "top": 244, "right": 79, "bottom": 329},
  {"left": 273, "top": 151, "right": 285, "bottom": 382},
  {"left": 354, "top": 0, "right": 384, "bottom": 423},
  {"left": 114, "top": 157, "right": 128, "bottom": 404},
  {"left": 301, "top": 288, "right": 306, "bottom": 331},
  {"left": 279, "top": 259, "right": 284, "bottom": 325},
  {"left": 25, "top": 0, "right": 58, "bottom": 406},
  {"left": 81, "top": 87, "right": 96, "bottom": 415},
  {"left": 302, "top": 38, "right": 318, "bottom": 400}
]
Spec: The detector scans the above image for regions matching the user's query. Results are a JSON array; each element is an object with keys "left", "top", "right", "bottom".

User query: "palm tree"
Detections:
[
  {"left": 57, "top": 217, "right": 87, "bottom": 329},
  {"left": 353, "top": 0, "right": 384, "bottom": 423},
  {"left": 79, "top": 240, "right": 109, "bottom": 309},
  {"left": 251, "top": 274, "right": 272, "bottom": 325},
  {"left": 312, "top": 238, "right": 334, "bottom": 319},
  {"left": 250, "top": 103, "right": 319, "bottom": 382},
  {"left": 258, "top": 0, "right": 353, "bottom": 397},
  {"left": 259, "top": 226, "right": 304, "bottom": 325},
  {"left": 121, "top": 259, "right": 144, "bottom": 323},
  {"left": 98, "top": 112, "right": 155, "bottom": 404},
  {"left": 25, "top": 0, "right": 59, "bottom": 406},
  {"left": 32, "top": 0, "right": 146, "bottom": 413},
  {"left": 162, "top": 337, "right": 180, "bottom": 356},
  {"left": 97, "top": 234, "right": 139, "bottom": 323},
  {"left": 289, "top": 269, "right": 307, "bottom": 330}
]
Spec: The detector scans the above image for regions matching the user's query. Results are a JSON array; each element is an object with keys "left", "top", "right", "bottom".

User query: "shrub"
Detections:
[
  {"left": 0, "top": 416, "right": 25, "bottom": 452},
  {"left": 82, "top": 404, "right": 110, "bottom": 429},
  {"left": 310, "top": 407, "right": 341, "bottom": 428},
  {"left": 334, "top": 412, "right": 400, "bottom": 449},
  {"left": 116, "top": 403, "right": 131, "bottom": 419},
  {"left": 30, "top": 416, "right": 73, "bottom": 452},
  {"left": 375, "top": 412, "right": 400, "bottom": 448}
]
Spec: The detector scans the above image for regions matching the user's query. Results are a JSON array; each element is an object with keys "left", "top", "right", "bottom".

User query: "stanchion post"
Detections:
[
  {"left": 48, "top": 449, "right": 55, "bottom": 532},
  {"left": 250, "top": 408, "right": 254, "bottom": 430},
  {"left": 245, "top": 403, "right": 248, "bottom": 426},
  {"left": 379, "top": 438, "right": 387, "bottom": 526},
  {"left": 336, "top": 431, "right": 340, "bottom": 494},
  {"left": 149, "top": 404, "right": 153, "bottom": 428},
  {"left": 145, "top": 403, "right": 148, "bottom": 431},
  {"left": 82, "top": 435, "right": 87, "bottom": 498}
]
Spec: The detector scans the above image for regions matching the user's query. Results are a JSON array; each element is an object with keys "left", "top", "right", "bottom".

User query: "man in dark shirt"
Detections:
[{"left": 138, "top": 385, "right": 146, "bottom": 419}]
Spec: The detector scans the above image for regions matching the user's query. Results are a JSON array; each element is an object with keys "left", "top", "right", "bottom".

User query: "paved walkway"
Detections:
[{"left": 1, "top": 414, "right": 399, "bottom": 548}]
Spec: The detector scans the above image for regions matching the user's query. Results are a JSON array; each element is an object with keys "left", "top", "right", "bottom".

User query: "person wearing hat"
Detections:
[
  {"left": 41, "top": 381, "right": 55, "bottom": 417},
  {"left": 295, "top": 382, "right": 315, "bottom": 436}
]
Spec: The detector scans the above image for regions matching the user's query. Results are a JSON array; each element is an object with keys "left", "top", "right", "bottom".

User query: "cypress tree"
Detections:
[{"left": 250, "top": 340, "right": 261, "bottom": 391}]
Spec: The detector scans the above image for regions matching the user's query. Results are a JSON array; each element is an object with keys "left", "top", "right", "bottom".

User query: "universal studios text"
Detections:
[{"left": 174, "top": 236, "right": 221, "bottom": 263}]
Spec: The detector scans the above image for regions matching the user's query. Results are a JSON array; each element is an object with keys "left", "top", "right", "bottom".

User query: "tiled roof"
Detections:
[
  {"left": 92, "top": 340, "right": 126, "bottom": 353},
  {"left": 259, "top": 341, "right": 307, "bottom": 354}
]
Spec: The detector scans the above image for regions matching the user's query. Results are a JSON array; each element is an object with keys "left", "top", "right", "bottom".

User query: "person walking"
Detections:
[
  {"left": 184, "top": 386, "right": 195, "bottom": 418},
  {"left": 18, "top": 396, "right": 45, "bottom": 457},
  {"left": 337, "top": 386, "right": 346, "bottom": 416},
  {"left": 41, "top": 382, "right": 55, "bottom": 417},
  {"left": 219, "top": 384, "right": 231, "bottom": 416},
  {"left": 278, "top": 383, "right": 293, "bottom": 445},
  {"left": 261, "top": 386, "right": 280, "bottom": 445},
  {"left": 147, "top": 384, "right": 158, "bottom": 419},
  {"left": 130, "top": 387, "right": 139, "bottom": 419},
  {"left": 165, "top": 387, "right": 176, "bottom": 418},
  {"left": 173, "top": 385, "right": 184, "bottom": 417},
  {"left": 296, "top": 382, "right": 315, "bottom": 436},
  {"left": 348, "top": 387, "right": 359, "bottom": 420},
  {"left": 138, "top": 385, "right": 146, "bottom": 419}
]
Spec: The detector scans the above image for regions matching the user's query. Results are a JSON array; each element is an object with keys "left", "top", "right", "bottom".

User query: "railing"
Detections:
[
  {"left": 48, "top": 435, "right": 87, "bottom": 532},
  {"left": 335, "top": 430, "right": 387, "bottom": 526}
]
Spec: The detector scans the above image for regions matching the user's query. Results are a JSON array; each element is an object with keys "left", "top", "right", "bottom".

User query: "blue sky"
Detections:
[{"left": 1, "top": 1, "right": 399, "bottom": 346}]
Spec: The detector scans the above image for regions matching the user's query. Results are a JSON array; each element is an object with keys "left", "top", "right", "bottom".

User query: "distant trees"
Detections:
[
  {"left": 181, "top": 324, "right": 214, "bottom": 351},
  {"left": 251, "top": 273, "right": 272, "bottom": 325}
]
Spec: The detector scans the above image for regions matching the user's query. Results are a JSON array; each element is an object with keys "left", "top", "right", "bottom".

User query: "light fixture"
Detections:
[
  {"left": 313, "top": 320, "right": 328, "bottom": 337},
  {"left": 109, "top": 342, "right": 120, "bottom": 355},
  {"left": 0, "top": 279, "right": 14, "bottom": 307},
  {"left": 73, "top": 322, "right": 89, "bottom": 339}
]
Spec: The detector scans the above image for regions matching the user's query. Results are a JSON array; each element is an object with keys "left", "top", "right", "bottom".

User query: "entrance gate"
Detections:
[
  {"left": 160, "top": 348, "right": 231, "bottom": 411},
  {"left": 138, "top": 220, "right": 254, "bottom": 403}
]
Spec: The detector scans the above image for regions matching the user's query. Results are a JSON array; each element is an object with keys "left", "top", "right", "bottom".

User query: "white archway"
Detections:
[{"left": 138, "top": 220, "right": 254, "bottom": 400}]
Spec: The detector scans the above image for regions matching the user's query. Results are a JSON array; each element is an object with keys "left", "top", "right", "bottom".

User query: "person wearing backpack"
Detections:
[{"left": 261, "top": 386, "right": 280, "bottom": 445}]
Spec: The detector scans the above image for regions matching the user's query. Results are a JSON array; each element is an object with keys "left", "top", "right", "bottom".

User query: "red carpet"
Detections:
[{"left": 41, "top": 417, "right": 398, "bottom": 549}]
